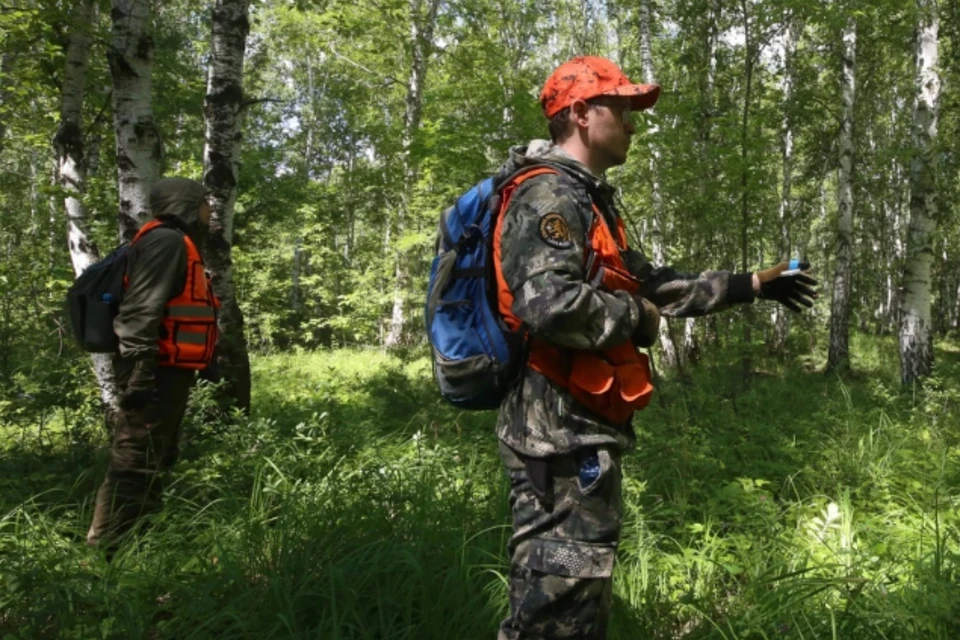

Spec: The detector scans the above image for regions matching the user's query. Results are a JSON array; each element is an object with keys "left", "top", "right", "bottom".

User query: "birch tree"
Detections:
[
  {"left": 0, "top": 51, "right": 10, "bottom": 153},
  {"left": 738, "top": 0, "right": 757, "bottom": 371},
  {"left": 203, "top": 0, "right": 252, "bottom": 412},
  {"left": 639, "top": 0, "right": 680, "bottom": 368},
  {"left": 384, "top": 0, "right": 441, "bottom": 348},
  {"left": 693, "top": 0, "right": 720, "bottom": 354},
  {"left": 772, "top": 18, "right": 798, "bottom": 351},
  {"left": 109, "top": 0, "right": 161, "bottom": 241},
  {"left": 54, "top": 0, "right": 119, "bottom": 411},
  {"left": 899, "top": 0, "right": 940, "bottom": 385},
  {"left": 827, "top": 19, "right": 856, "bottom": 371}
]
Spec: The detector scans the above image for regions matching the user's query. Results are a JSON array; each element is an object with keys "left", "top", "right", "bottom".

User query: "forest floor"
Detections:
[{"left": 1, "top": 335, "right": 959, "bottom": 639}]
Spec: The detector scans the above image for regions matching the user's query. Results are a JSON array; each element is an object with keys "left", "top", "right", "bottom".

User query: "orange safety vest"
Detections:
[
  {"left": 129, "top": 220, "right": 220, "bottom": 370},
  {"left": 493, "top": 167, "right": 654, "bottom": 424}
]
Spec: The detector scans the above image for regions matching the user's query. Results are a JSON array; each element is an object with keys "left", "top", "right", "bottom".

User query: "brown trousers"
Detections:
[{"left": 87, "top": 360, "right": 195, "bottom": 546}]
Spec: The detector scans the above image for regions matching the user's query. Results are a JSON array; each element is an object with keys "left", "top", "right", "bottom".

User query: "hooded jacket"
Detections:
[
  {"left": 114, "top": 178, "right": 212, "bottom": 360},
  {"left": 495, "top": 141, "right": 755, "bottom": 457}
]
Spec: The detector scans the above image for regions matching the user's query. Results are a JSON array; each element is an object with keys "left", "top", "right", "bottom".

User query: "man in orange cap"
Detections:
[{"left": 492, "top": 56, "right": 816, "bottom": 639}]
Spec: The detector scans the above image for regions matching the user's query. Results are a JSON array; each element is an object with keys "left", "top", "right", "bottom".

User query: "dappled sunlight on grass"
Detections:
[{"left": 1, "top": 339, "right": 958, "bottom": 638}]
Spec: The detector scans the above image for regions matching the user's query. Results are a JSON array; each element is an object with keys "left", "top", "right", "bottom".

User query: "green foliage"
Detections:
[
  {"left": 2, "top": 341, "right": 959, "bottom": 638},
  {"left": 2, "top": 0, "right": 957, "bottom": 358},
  {"left": 1, "top": 1, "right": 960, "bottom": 635}
]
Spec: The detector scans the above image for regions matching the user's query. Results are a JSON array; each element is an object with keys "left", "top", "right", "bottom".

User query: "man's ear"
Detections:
[{"left": 569, "top": 99, "right": 591, "bottom": 128}]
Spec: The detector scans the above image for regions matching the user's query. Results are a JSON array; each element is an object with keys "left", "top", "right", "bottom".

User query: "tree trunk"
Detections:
[
  {"left": 55, "top": 0, "right": 119, "bottom": 413},
  {"left": 638, "top": 0, "right": 681, "bottom": 369},
  {"left": 693, "top": 0, "right": 719, "bottom": 351},
  {"left": 899, "top": 1, "right": 940, "bottom": 385},
  {"left": 933, "top": 241, "right": 951, "bottom": 335},
  {"left": 772, "top": 18, "right": 798, "bottom": 352},
  {"left": 682, "top": 317, "right": 699, "bottom": 362},
  {"left": 738, "top": 0, "right": 755, "bottom": 379},
  {"left": 203, "top": 0, "right": 252, "bottom": 413},
  {"left": 827, "top": 19, "right": 856, "bottom": 371},
  {"left": 882, "top": 130, "right": 907, "bottom": 335},
  {"left": 0, "top": 51, "right": 11, "bottom": 154},
  {"left": 291, "top": 237, "right": 304, "bottom": 316},
  {"left": 109, "top": 0, "right": 162, "bottom": 241},
  {"left": 384, "top": 0, "right": 441, "bottom": 348}
]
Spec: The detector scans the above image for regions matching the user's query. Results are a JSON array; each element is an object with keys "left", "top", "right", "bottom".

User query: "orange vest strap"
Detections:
[
  {"left": 493, "top": 166, "right": 562, "bottom": 331},
  {"left": 127, "top": 219, "right": 219, "bottom": 370}
]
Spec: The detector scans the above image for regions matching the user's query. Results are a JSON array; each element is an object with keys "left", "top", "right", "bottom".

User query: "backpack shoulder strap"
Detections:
[
  {"left": 494, "top": 164, "right": 561, "bottom": 217},
  {"left": 497, "top": 163, "right": 598, "bottom": 255},
  {"left": 130, "top": 219, "right": 184, "bottom": 246}
]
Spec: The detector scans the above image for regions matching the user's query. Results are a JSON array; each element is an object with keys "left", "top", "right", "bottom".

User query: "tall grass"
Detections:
[{"left": 1, "top": 338, "right": 958, "bottom": 639}]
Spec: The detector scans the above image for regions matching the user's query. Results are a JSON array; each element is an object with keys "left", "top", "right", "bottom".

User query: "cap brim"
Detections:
[{"left": 604, "top": 83, "right": 661, "bottom": 110}]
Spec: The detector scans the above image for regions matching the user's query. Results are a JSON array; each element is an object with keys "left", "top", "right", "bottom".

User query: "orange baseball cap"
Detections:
[{"left": 539, "top": 56, "right": 661, "bottom": 118}]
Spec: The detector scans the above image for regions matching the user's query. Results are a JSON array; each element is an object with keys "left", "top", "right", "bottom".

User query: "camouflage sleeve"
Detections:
[
  {"left": 622, "top": 248, "right": 756, "bottom": 318},
  {"left": 499, "top": 175, "right": 642, "bottom": 350}
]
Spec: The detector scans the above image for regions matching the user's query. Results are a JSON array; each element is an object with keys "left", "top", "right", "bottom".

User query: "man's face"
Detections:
[{"left": 582, "top": 97, "right": 636, "bottom": 171}]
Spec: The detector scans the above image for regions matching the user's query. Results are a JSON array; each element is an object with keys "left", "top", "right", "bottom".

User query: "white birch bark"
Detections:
[
  {"left": 827, "top": 19, "right": 856, "bottom": 371},
  {"left": 738, "top": 0, "right": 755, "bottom": 371},
  {"left": 882, "top": 127, "right": 907, "bottom": 334},
  {"left": 682, "top": 317, "right": 699, "bottom": 362},
  {"left": 58, "top": 1, "right": 99, "bottom": 276},
  {"left": 638, "top": 0, "right": 681, "bottom": 368},
  {"left": 696, "top": 0, "right": 721, "bottom": 350},
  {"left": 690, "top": 0, "right": 721, "bottom": 352},
  {"left": 385, "top": 0, "right": 441, "bottom": 348},
  {"left": 772, "top": 19, "right": 798, "bottom": 351},
  {"left": 953, "top": 279, "right": 960, "bottom": 333},
  {"left": 291, "top": 238, "right": 303, "bottom": 315},
  {"left": 706, "top": 0, "right": 719, "bottom": 102},
  {"left": 109, "top": 0, "right": 161, "bottom": 241},
  {"left": 899, "top": 2, "right": 940, "bottom": 385},
  {"left": 203, "top": 0, "right": 252, "bottom": 412},
  {"left": 54, "top": 0, "right": 118, "bottom": 413}
]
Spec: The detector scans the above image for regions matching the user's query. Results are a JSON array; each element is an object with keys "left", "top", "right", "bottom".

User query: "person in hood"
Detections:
[
  {"left": 87, "top": 177, "right": 220, "bottom": 550},
  {"left": 492, "top": 57, "right": 817, "bottom": 639}
]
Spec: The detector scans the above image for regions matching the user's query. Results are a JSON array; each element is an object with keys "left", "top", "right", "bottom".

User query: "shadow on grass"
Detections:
[
  {"left": 1, "top": 433, "right": 513, "bottom": 640},
  {"left": 246, "top": 350, "right": 499, "bottom": 458},
  {"left": 5, "top": 341, "right": 959, "bottom": 639},
  {"left": 632, "top": 339, "right": 960, "bottom": 516},
  {"left": 0, "top": 434, "right": 104, "bottom": 526}
]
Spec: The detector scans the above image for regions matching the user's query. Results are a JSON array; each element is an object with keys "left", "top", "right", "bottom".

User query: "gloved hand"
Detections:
[
  {"left": 631, "top": 295, "right": 661, "bottom": 348},
  {"left": 119, "top": 357, "right": 158, "bottom": 411},
  {"left": 756, "top": 260, "right": 818, "bottom": 312}
]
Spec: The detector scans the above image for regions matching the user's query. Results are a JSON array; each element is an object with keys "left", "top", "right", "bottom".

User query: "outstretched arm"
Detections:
[
  {"left": 622, "top": 248, "right": 756, "bottom": 318},
  {"left": 624, "top": 250, "right": 817, "bottom": 317}
]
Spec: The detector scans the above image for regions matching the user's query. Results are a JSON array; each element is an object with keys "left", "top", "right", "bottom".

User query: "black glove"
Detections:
[
  {"left": 757, "top": 261, "right": 818, "bottom": 312},
  {"left": 631, "top": 295, "right": 661, "bottom": 348},
  {"left": 119, "top": 357, "right": 158, "bottom": 411}
]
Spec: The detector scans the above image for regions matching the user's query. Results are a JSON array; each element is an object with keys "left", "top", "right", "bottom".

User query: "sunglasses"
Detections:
[{"left": 586, "top": 99, "right": 634, "bottom": 125}]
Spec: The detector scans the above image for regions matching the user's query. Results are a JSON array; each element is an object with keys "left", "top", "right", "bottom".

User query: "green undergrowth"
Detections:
[{"left": 1, "top": 337, "right": 958, "bottom": 639}]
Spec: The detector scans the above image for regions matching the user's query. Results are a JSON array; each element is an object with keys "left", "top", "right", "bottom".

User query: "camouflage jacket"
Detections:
[{"left": 496, "top": 140, "right": 756, "bottom": 457}]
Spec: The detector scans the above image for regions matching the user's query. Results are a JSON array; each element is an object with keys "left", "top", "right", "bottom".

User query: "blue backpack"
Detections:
[{"left": 425, "top": 166, "right": 555, "bottom": 410}]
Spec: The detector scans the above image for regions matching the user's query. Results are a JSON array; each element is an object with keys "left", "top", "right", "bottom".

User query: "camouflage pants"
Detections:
[
  {"left": 87, "top": 365, "right": 195, "bottom": 546},
  {"left": 498, "top": 441, "right": 623, "bottom": 640}
]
